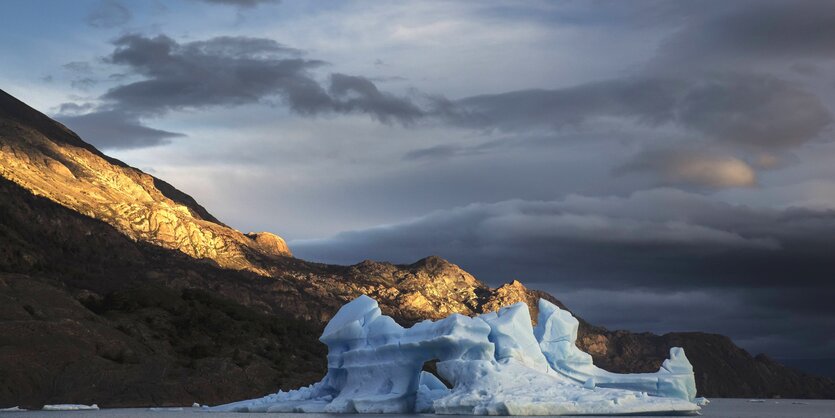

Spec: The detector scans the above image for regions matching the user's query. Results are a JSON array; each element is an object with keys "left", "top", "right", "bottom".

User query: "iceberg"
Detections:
[
  {"left": 0, "top": 406, "right": 26, "bottom": 412},
  {"left": 41, "top": 404, "right": 99, "bottom": 411},
  {"left": 534, "top": 299, "right": 697, "bottom": 401},
  {"left": 213, "top": 295, "right": 700, "bottom": 415}
]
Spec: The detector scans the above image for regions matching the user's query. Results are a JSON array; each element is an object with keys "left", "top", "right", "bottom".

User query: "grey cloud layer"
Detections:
[
  {"left": 293, "top": 188, "right": 835, "bottom": 291},
  {"left": 292, "top": 188, "right": 835, "bottom": 357},
  {"left": 655, "top": 0, "right": 835, "bottom": 68},
  {"left": 448, "top": 75, "right": 831, "bottom": 151},
  {"left": 404, "top": 74, "right": 830, "bottom": 188}
]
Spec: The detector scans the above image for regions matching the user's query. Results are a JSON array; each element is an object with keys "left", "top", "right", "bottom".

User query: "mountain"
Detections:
[
  {"left": 1, "top": 88, "right": 833, "bottom": 408},
  {"left": 0, "top": 90, "right": 290, "bottom": 275}
]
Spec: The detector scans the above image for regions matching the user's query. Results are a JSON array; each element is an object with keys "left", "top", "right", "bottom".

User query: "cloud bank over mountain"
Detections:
[{"left": 293, "top": 188, "right": 835, "bottom": 358}]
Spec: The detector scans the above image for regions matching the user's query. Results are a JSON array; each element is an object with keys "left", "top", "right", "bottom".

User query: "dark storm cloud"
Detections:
[
  {"left": 447, "top": 74, "right": 832, "bottom": 152},
  {"left": 675, "top": 75, "right": 832, "bottom": 150},
  {"left": 102, "top": 34, "right": 320, "bottom": 113},
  {"left": 292, "top": 188, "right": 835, "bottom": 357},
  {"left": 448, "top": 78, "right": 682, "bottom": 132},
  {"left": 56, "top": 110, "right": 183, "bottom": 150},
  {"left": 58, "top": 34, "right": 425, "bottom": 149},
  {"left": 102, "top": 34, "right": 423, "bottom": 121},
  {"left": 86, "top": 0, "right": 131, "bottom": 29},
  {"left": 656, "top": 0, "right": 835, "bottom": 66},
  {"left": 328, "top": 73, "right": 424, "bottom": 124}
]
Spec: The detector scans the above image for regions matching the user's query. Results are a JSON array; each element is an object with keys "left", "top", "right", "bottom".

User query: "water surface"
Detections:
[{"left": 2, "top": 399, "right": 834, "bottom": 418}]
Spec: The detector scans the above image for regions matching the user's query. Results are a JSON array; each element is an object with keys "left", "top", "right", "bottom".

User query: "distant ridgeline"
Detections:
[{"left": 1, "top": 87, "right": 834, "bottom": 409}]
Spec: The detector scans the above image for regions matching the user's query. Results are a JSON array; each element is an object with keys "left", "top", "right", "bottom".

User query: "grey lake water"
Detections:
[{"left": 2, "top": 399, "right": 834, "bottom": 418}]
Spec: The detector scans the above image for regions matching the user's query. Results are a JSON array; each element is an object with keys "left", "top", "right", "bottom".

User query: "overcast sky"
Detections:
[{"left": 2, "top": 0, "right": 835, "bottom": 361}]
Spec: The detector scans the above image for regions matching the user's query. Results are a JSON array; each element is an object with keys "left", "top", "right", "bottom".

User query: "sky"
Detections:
[{"left": 2, "top": 0, "right": 835, "bottom": 362}]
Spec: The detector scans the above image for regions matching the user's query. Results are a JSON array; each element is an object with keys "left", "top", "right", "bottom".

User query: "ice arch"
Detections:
[{"left": 213, "top": 295, "right": 700, "bottom": 415}]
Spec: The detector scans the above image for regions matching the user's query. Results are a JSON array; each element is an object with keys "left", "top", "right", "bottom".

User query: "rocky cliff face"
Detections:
[
  {"left": 332, "top": 257, "right": 558, "bottom": 323},
  {"left": 1, "top": 88, "right": 834, "bottom": 408},
  {"left": 0, "top": 89, "right": 290, "bottom": 276}
]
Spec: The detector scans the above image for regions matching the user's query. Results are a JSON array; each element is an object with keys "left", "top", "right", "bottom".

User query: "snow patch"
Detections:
[{"left": 42, "top": 404, "right": 99, "bottom": 411}]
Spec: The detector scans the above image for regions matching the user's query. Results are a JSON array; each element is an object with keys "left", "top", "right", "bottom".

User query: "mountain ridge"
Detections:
[
  {"left": 1, "top": 88, "right": 833, "bottom": 408},
  {"left": 0, "top": 88, "right": 291, "bottom": 275}
]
